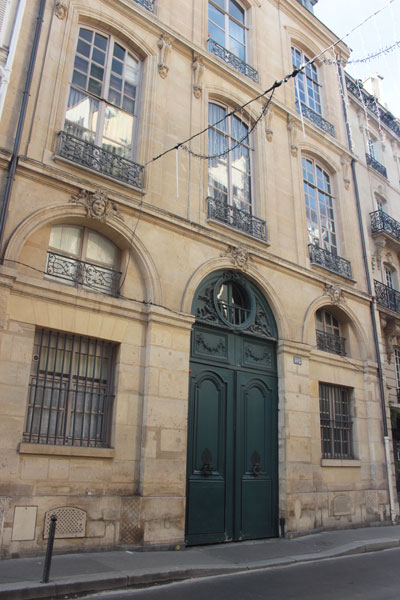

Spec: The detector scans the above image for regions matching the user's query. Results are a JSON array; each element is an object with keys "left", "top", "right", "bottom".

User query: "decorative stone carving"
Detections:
[
  {"left": 69, "top": 189, "right": 124, "bottom": 221},
  {"left": 55, "top": 0, "right": 68, "bottom": 19},
  {"left": 373, "top": 235, "right": 386, "bottom": 269},
  {"left": 265, "top": 108, "right": 274, "bottom": 142},
  {"left": 324, "top": 283, "right": 345, "bottom": 305},
  {"left": 357, "top": 110, "right": 364, "bottom": 132},
  {"left": 341, "top": 154, "right": 351, "bottom": 190},
  {"left": 380, "top": 315, "right": 400, "bottom": 363},
  {"left": 192, "top": 56, "right": 204, "bottom": 99},
  {"left": 220, "top": 245, "right": 252, "bottom": 270},
  {"left": 287, "top": 116, "right": 298, "bottom": 157},
  {"left": 157, "top": 34, "right": 172, "bottom": 78}
]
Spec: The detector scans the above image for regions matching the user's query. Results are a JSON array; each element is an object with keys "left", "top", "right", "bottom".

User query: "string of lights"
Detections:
[
  {"left": 321, "top": 39, "right": 400, "bottom": 65},
  {"left": 144, "top": 0, "right": 398, "bottom": 168}
]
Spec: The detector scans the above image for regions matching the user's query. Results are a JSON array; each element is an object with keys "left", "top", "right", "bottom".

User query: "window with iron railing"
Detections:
[
  {"left": 320, "top": 383, "right": 353, "bottom": 459},
  {"left": 60, "top": 27, "right": 144, "bottom": 186},
  {"left": 316, "top": 309, "right": 346, "bottom": 356},
  {"left": 46, "top": 225, "right": 121, "bottom": 296},
  {"left": 23, "top": 329, "right": 116, "bottom": 448}
]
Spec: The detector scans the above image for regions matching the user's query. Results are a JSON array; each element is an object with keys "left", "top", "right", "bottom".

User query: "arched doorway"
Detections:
[{"left": 185, "top": 270, "right": 279, "bottom": 545}]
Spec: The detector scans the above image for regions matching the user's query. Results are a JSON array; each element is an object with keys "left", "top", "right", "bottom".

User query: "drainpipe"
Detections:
[
  {"left": 0, "top": 0, "right": 46, "bottom": 257},
  {"left": 338, "top": 61, "right": 397, "bottom": 523},
  {"left": 0, "top": 0, "right": 27, "bottom": 121}
]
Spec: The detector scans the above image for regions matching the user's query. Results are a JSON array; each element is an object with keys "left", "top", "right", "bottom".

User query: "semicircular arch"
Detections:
[{"left": 3, "top": 203, "right": 162, "bottom": 303}]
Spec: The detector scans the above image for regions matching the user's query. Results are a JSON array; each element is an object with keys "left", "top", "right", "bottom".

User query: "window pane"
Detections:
[
  {"left": 208, "top": 3, "right": 225, "bottom": 29},
  {"left": 229, "top": 19, "right": 245, "bottom": 44},
  {"left": 102, "top": 106, "right": 133, "bottom": 151},
  {"left": 113, "top": 42, "right": 125, "bottom": 61},
  {"left": 228, "top": 36, "right": 245, "bottom": 60},
  {"left": 74, "top": 55, "right": 88, "bottom": 74},
  {"left": 79, "top": 28, "right": 93, "bottom": 43},
  {"left": 94, "top": 32, "right": 107, "bottom": 50},
  {"left": 72, "top": 70, "right": 87, "bottom": 89},
  {"left": 110, "top": 74, "right": 122, "bottom": 91},
  {"left": 49, "top": 226, "right": 81, "bottom": 256},
  {"left": 208, "top": 22, "right": 225, "bottom": 46},
  {"left": 86, "top": 231, "right": 117, "bottom": 265},
  {"left": 122, "top": 96, "right": 135, "bottom": 114},
  {"left": 92, "top": 47, "right": 106, "bottom": 66},
  {"left": 65, "top": 88, "right": 99, "bottom": 138},
  {"left": 229, "top": 0, "right": 244, "bottom": 22},
  {"left": 87, "top": 78, "right": 102, "bottom": 97},
  {"left": 112, "top": 57, "right": 123, "bottom": 76},
  {"left": 77, "top": 38, "right": 91, "bottom": 58}
]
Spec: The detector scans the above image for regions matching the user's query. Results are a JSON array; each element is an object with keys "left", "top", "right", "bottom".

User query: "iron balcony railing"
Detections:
[
  {"left": 299, "top": 102, "right": 336, "bottom": 137},
  {"left": 345, "top": 76, "right": 400, "bottom": 138},
  {"left": 308, "top": 244, "right": 352, "bottom": 279},
  {"left": 46, "top": 251, "right": 121, "bottom": 296},
  {"left": 134, "top": 0, "right": 155, "bottom": 11},
  {"left": 316, "top": 330, "right": 346, "bottom": 356},
  {"left": 207, "top": 196, "right": 267, "bottom": 241},
  {"left": 366, "top": 153, "right": 387, "bottom": 178},
  {"left": 207, "top": 39, "right": 259, "bottom": 83},
  {"left": 58, "top": 131, "right": 144, "bottom": 189},
  {"left": 370, "top": 210, "right": 400, "bottom": 243},
  {"left": 374, "top": 279, "right": 400, "bottom": 314}
]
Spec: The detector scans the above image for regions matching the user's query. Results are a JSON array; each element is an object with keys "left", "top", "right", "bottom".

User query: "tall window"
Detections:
[
  {"left": 303, "top": 157, "right": 336, "bottom": 254},
  {"left": 208, "top": 0, "right": 246, "bottom": 61},
  {"left": 46, "top": 225, "right": 120, "bottom": 296},
  {"left": 292, "top": 46, "right": 321, "bottom": 115},
  {"left": 316, "top": 309, "right": 345, "bottom": 356},
  {"left": 24, "top": 329, "right": 116, "bottom": 448},
  {"left": 320, "top": 383, "right": 353, "bottom": 459},
  {"left": 385, "top": 266, "right": 394, "bottom": 289},
  {"left": 395, "top": 349, "right": 400, "bottom": 399},
  {"left": 208, "top": 102, "right": 251, "bottom": 213},
  {"left": 65, "top": 27, "right": 140, "bottom": 159}
]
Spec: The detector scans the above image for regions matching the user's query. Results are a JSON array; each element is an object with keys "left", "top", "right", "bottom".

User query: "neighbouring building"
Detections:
[{"left": 0, "top": 0, "right": 399, "bottom": 557}]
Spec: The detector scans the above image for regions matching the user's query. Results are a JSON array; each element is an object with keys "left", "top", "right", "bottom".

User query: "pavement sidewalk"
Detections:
[{"left": 1, "top": 524, "right": 400, "bottom": 600}]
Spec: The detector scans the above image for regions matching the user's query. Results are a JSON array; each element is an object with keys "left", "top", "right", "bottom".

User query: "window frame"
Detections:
[
  {"left": 64, "top": 26, "right": 142, "bottom": 161},
  {"left": 319, "top": 382, "right": 353, "bottom": 460},
  {"left": 46, "top": 225, "right": 121, "bottom": 296},
  {"left": 208, "top": 0, "right": 247, "bottom": 62},
  {"left": 292, "top": 45, "right": 322, "bottom": 115},
  {"left": 208, "top": 101, "right": 252, "bottom": 214},
  {"left": 316, "top": 309, "right": 346, "bottom": 356},
  {"left": 303, "top": 156, "right": 337, "bottom": 255},
  {"left": 23, "top": 328, "right": 116, "bottom": 448}
]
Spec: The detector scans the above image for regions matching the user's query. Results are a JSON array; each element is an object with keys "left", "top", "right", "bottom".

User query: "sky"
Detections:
[{"left": 314, "top": 0, "right": 400, "bottom": 117}]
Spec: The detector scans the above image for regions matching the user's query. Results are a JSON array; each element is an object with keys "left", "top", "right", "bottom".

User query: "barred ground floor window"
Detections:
[
  {"left": 24, "top": 328, "right": 116, "bottom": 447},
  {"left": 319, "top": 382, "right": 353, "bottom": 459}
]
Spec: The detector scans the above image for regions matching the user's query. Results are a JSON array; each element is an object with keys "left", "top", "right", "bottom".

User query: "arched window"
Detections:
[
  {"left": 208, "top": 102, "right": 251, "bottom": 213},
  {"left": 291, "top": 46, "right": 321, "bottom": 115},
  {"left": 316, "top": 309, "right": 345, "bottom": 356},
  {"left": 46, "top": 225, "right": 121, "bottom": 296},
  {"left": 303, "top": 157, "right": 336, "bottom": 254},
  {"left": 59, "top": 27, "right": 144, "bottom": 188},
  {"left": 65, "top": 27, "right": 140, "bottom": 159}
]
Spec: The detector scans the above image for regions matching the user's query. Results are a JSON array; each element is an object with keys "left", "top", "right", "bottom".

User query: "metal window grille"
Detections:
[
  {"left": 319, "top": 383, "right": 353, "bottom": 459},
  {"left": 24, "top": 329, "right": 115, "bottom": 447}
]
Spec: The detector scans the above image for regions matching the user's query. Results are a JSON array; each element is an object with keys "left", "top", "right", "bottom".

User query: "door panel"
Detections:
[
  {"left": 236, "top": 372, "right": 278, "bottom": 540},
  {"left": 186, "top": 364, "right": 234, "bottom": 545}
]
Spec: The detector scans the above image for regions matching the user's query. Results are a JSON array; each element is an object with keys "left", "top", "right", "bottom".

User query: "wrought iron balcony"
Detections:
[
  {"left": 370, "top": 210, "right": 400, "bottom": 243},
  {"left": 207, "top": 39, "right": 259, "bottom": 83},
  {"left": 299, "top": 102, "right": 336, "bottom": 137},
  {"left": 345, "top": 76, "right": 400, "bottom": 138},
  {"left": 309, "top": 244, "right": 352, "bottom": 279},
  {"left": 374, "top": 279, "right": 400, "bottom": 314},
  {"left": 316, "top": 330, "right": 346, "bottom": 356},
  {"left": 46, "top": 251, "right": 121, "bottom": 296},
  {"left": 134, "top": 0, "right": 155, "bottom": 11},
  {"left": 58, "top": 131, "right": 144, "bottom": 189},
  {"left": 366, "top": 153, "right": 387, "bottom": 178},
  {"left": 207, "top": 196, "right": 267, "bottom": 241}
]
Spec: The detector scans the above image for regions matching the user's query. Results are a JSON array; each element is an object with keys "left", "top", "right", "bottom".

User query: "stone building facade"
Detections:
[{"left": 0, "top": 0, "right": 399, "bottom": 556}]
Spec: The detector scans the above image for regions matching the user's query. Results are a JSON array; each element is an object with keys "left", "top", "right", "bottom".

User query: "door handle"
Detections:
[
  {"left": 251, "top": 450, "right": 261, "bottom": 477},
  {"left": 200, "top": 448, "right": 213, "bottom": 477}
]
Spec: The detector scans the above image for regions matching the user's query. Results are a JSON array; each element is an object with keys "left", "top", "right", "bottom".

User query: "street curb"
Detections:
[{"left": 1, "top": 539, "right": 399, "bottom": 600}]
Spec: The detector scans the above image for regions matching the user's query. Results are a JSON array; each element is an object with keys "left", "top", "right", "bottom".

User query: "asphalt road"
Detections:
[{"left": 85, "top": 547, "right": 400, "bottom": 600}]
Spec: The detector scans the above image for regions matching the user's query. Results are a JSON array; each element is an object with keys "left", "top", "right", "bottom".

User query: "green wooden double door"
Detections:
[{"left": 185, "top": 328, "right": 278, "bottom": 545}]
